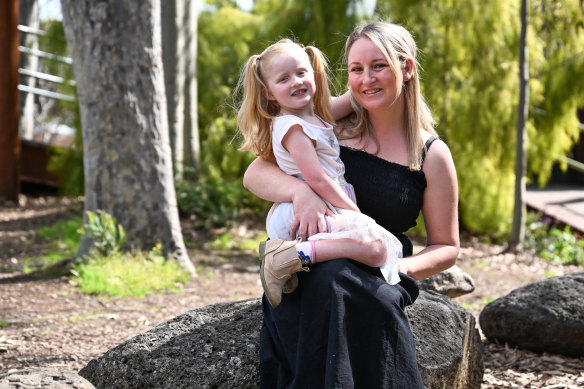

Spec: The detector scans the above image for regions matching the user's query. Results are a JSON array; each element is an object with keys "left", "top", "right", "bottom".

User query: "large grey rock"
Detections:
[
  {"left": 81, "top": 294, "right": 483, "bottom": 389},
  {"left": 80, "top": 299, "right": 261, "bottom": 389},
  {"left": 417, "top": 265, "right": 476, "bottom": 297},
  {"left": 0, "top": 368, "right": 95, "bottom": 388},
  {"left": 479, "top": 272, "right": 584, "bottom": 357},
  {"left": 408, "top": 291, "right": 484, "bottom": 389}
]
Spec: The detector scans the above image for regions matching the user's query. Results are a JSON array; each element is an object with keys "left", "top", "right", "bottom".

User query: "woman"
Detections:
[{"left": 244, "top": 21, "right": 459, "bottom": 388}]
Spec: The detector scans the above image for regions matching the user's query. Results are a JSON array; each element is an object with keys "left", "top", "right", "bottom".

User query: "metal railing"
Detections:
[{"left": 17, "top": 24, "right": 76, "bottom": 103}]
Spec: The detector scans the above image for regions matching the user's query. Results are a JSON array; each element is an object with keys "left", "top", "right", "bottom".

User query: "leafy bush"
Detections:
[
  {"left": 525, "top": 211, "right": 584, "bottom": 266},
  {"left": 78, "top": 210, "right": 126, "bottom": 256},
  {"left": 176, "top": 116, "right": 270, "bottom": 228}
]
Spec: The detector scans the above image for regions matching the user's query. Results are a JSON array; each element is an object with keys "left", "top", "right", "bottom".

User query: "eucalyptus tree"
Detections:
[
  {"left": 162, "top": 0, "right": 200, "bottom": 180},
  {"left": 60, "top": 0, "right": 194, "bottom": 273}
]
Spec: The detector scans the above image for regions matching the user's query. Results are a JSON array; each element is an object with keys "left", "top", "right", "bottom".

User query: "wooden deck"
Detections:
[{"left": 526, "top": 185, "right": 584, "bottom": 233}]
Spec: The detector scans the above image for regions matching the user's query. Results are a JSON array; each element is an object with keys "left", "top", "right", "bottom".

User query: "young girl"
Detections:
[{"left": 236, "top": 39, "right": 403, "bottom": 308}]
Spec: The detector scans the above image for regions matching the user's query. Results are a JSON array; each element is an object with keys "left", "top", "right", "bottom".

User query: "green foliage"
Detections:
[
  {"left": 525, "top": 211, "right": 584, "bottom": 266},
  {"left": 71, "top": 249, "right": 190, "bottom": 297},
  {"left": 0, "top": 321, "right": 8, "bottom": 328},
  {"left": 376, "top": 0, "right": 584, "bottom": 236},
  {"left": 23, "top": 214, "right": 83, "bottom": 269},
  {"left": 79, "top": 210, "right": 126, "bottom": 256}
]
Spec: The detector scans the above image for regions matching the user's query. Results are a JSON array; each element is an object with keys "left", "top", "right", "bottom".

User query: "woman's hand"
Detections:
[{"left": 290, "top": 184, "right": 332, "bottom": 240}]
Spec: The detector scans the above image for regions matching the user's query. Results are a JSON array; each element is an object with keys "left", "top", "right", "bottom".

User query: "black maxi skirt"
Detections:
[{"left": 260, "top": 258, "right": 425, "bottom": 389}]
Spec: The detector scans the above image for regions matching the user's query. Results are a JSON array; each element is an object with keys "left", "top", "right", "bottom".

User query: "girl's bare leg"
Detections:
[{"left": 313, "top": 238, "right": 387, "bottom": 267}]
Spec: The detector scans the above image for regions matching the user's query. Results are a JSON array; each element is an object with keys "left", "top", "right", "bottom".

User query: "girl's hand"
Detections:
[{"left": 290, "top": 185, "right": 333, "bottom": 240}]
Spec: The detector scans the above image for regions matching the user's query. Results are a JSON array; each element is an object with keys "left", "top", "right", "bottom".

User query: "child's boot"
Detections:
[{"left": 259, "top": 239, "right": 309, "bottom": 308}]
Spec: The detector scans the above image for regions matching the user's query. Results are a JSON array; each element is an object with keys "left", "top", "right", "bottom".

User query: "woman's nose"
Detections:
[{"left": 364, "top": 68, "right": 376, "bottom": 83}]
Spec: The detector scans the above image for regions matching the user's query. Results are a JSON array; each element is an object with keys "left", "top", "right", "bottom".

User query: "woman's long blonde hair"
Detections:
[
  {"left": 339, "top": 22, "right": 437, "bottom": 170},
  {"left": 235, "top": 39, "right": 334, "bottom": 160}
]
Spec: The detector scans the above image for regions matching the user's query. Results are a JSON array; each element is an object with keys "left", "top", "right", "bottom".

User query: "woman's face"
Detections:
[{"left": 347, "top": 37, "right": 402, "bottom": 113}]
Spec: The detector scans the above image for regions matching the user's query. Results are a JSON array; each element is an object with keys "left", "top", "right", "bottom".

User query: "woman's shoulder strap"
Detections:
[{"left": 421, "top": 136, "right": 437, "bottom": 166}]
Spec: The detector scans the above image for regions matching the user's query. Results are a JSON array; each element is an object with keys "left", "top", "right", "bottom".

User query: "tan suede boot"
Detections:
[{"left": 259, "top": 239, "right": 309, "bottom": 308}]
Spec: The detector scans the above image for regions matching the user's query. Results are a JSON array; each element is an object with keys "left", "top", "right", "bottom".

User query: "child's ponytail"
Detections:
[
  {"left": 236, "top": 54, "right": 276, "bottom": 159},
  {"left": 305, "top": 46, "right": 334, "bottom": 125}
]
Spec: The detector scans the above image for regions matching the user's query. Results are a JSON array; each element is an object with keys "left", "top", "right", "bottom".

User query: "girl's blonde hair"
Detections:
[
  {"left": 236, "top": 39, "right": 334, "bottom": 160},
  {"left": 339, "top": 22, "right": 437, "bottom": 170}
]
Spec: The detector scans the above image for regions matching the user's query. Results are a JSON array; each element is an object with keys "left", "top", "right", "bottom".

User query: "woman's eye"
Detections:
[
  {"left": 349, "top": 66, "right": 362, "bottom": 72},
  {"left": 374, "top": 63, "right": 387, "bottom": 69}
]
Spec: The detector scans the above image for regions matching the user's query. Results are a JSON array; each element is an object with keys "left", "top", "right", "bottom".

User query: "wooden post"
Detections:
[{"left": 0, "top": 0, "right": 20, "bottom": 202}]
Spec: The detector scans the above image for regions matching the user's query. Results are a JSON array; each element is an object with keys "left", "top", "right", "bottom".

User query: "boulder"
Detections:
[
  {"left": 0, "top": 368, "right": 95, "bottom": 388},
  {"left": 417, "top": 265, "right": 476, "bottom": 297},
  {"left": 479, "top": 272, "right": 584, "bottom": 357},
  {"left": 408, "top": 291, "right": 484, "bottom": 389},
  {"left": 81, "top": 294, "right": 483, "bottom": 389},
  {"left": 80, "top": 299, "right": 261, "bottom": 389}
]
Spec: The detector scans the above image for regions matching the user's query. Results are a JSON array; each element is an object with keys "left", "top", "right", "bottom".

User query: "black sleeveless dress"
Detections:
[{"left": 259, "top": 141, "right": 435, "bottom": 389}]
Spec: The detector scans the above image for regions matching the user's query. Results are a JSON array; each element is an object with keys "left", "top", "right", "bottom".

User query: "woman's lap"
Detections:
[{"left": 260, "top": 258, "right": 424, "bottom": 389}]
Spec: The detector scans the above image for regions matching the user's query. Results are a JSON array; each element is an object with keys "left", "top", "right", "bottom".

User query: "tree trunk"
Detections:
[
  {"left": 60, "top": 0, "right": 194, "bottom": 274},
  {"left": 161, "top": 0, "right": 199, "bottom": 180},
  {"left": 18, "top": 0, "right": 39, "bottom": 140},
  {"left": 0, "top": 0, "right": 21, "bottom": 202},
  {"left": 510, "top": 0, "right": 529, "bottom": 251}
]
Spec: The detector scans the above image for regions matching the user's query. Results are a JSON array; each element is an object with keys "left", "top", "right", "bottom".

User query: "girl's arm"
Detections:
[
  {"left": 331, "top": 91, "right": 353, "bottom": 121},
  {"left": 399, "top": 139, "right": 460, "bottom": 280},
  {"left": 243, "top": 157, "right": 331, "bottom": 238},
  {"left": 283, "top": 124, "right": 360, "bottom": 213}
]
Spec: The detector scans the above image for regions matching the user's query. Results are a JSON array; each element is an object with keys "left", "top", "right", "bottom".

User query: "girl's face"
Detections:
[
  {"left": 263, "top": 48, "right": 316, "bottom": 116},
  {"left": 347, "top": 37, "right": 402, "bottom": 113}
]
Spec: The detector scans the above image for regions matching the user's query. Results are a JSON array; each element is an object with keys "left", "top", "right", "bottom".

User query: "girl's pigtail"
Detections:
[
  {"left": 236, "top": 54, "right": 275, "bottom": 159},
  {"left": 305, "top": 46, "right": 334, "bottom": 125}
]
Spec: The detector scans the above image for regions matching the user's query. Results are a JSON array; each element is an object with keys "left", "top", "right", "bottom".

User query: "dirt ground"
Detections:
[{"left": 1, "top": 196, "right": 583, "bottom": 388}]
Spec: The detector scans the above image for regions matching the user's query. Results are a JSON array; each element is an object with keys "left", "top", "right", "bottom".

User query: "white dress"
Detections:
[{"left": 266, "top": 115, "right": 402, "bottom": 285}]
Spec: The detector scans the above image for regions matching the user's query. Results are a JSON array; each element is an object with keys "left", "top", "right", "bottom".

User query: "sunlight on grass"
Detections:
[
  {"left": 23, "top": 214, "right": 83, "bottom": 268},
  {"left": 207, "top": 230, "right": 268, "bottom": 251},
  {"left": 544, "top": 270, "right": 557, "bottom": 278},
  {"left": 72, "top": 251, "right": 190, "bottom": 298}
]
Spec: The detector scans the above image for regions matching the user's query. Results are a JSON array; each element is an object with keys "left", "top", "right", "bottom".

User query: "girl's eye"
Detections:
[
  {"left": 374, "top": 63, "right": 388, "bottom": 69},
  {"left": 298, "top": 71, "right": 305, "bottom": 76},
  {"left": 279, "top": 76, "right": 288, "bottom": 82},
  {"left": 349, "top": 66, "right": 362, "bottom": 72}
]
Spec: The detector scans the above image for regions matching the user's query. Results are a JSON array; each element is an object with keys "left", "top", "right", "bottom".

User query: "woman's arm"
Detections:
[
  {"left": 400, "top": 139, "right": 460, "bottom": 279},
  {"left": 331, "top": 91, "right": 353, "bottom": 121},
  {"left": 243, "top": 157, "right": 331, "bottom": 238},
  {"left": 283, "top": 125, "right": 359, "bottom": 212}
]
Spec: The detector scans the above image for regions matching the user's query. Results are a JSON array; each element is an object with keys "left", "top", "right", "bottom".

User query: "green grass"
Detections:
[
  {"left": 23, "top": 214, "right": 83, "bottom": 271},
  {"left": 0, "top": 321, "right": 9, "bottom": 328},
  {"left": 207, "top": 230, "right": 267, "bottom": 251},
  {"left": 72, "top": 251, "right": 190, "bottom": 298}
]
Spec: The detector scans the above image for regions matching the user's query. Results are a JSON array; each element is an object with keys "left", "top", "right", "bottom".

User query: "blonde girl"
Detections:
[{"left": 236, "top": 38, "right": 403, "bottom": 308}]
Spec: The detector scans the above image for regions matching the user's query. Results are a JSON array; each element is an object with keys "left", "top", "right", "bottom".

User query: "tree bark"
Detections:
[
  {"left": 161, "top": 0, "right": 199, "bottom": 180},
  {"left": 0, "top": 0, "right": 21, "bottom": 202},
  {"left": 60, "top": 0, "right": 194, "bottom": 273},
  {"left": 510, "top": 0, "right": 529, "bottom": 251}
]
